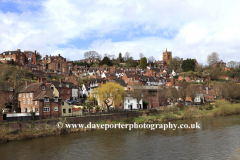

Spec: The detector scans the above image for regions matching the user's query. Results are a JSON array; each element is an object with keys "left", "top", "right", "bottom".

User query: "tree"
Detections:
[
  {"left": 124, "top": 52, "right": 131, "bottom": 62},
  {"left": 227, "top": 61, "right": 237, "bottom": 69},
  {"left": 170, "top": 87, "right": 179, "bottom": 105},
  {"left": 139, "top": 57, "right": 147, "bottom": 68},
  {"left": 99, "top": 56, "right": 113, "bottom": 66},
  {"left": 89, "top": 82, "right": 126, "bottom": 112},
  {"left": 168, "top": 56, "right": 181, "bottom": 71},
  {"left": 84, "top": 51, "right": 99, "bottom": 59},
  {"left": 186, "top": 84, "right": 200, "bottom": 104},
  {"left": 129, "top": 84, "right": 146, "bottom": 110},
  {"left": 157, "top": 86, "right": 170, "bottom": 108},
  {"left": 148, "top": 56, "right": 155, "bottom": 64},
  {"left": 126, "top": 57, "right": 138, "bottom": 67},
  {"left": 207, "top": 52, "right": 219, "bottom": 66},
  {"left": 178, "top": 81, "right": 189, "bottom": 105},
  {"left": 139, "top": 53, "right": 144, "bottom": 59},
  {"left": 181, "top": 59, "right": 196, "bottom": 72},
  {"left": 36, "top": 52, "right": 42, "bottom": 61},
  {"left": 208, "top": 65, "right": 224, "bottom": 80},
  {"left": 118, "top": 52, "right": 123, "bottom": 62}
]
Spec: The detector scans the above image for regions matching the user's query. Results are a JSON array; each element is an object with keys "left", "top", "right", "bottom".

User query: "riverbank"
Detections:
[
  {"left": 96, "top": 100, "right": 240, "bottom": 124},
  {"left": 1, "top": 100, "right": 240, "bottom": 144}
]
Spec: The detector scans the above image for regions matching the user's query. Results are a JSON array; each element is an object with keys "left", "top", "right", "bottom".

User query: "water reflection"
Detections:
[{"left": 1, "top": 115, "right": 240, "bottom": 159}]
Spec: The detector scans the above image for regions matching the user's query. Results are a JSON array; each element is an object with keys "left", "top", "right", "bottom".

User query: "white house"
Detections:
[{"left": 124, "top": 96, "right": 143, "bottom": 110}]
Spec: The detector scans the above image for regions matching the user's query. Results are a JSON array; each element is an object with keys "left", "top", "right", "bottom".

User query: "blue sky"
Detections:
[{"left": 0, "top": 0, "right": 240, "bottom": 64}]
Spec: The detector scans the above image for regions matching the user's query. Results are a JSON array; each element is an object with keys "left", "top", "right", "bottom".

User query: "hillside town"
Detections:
[{"left": 0, "top": 48, "right": 239, "bottom": 120}]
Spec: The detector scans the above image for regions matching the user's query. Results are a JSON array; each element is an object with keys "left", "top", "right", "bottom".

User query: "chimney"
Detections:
[
  {"left": 25, "top": 80, "right": 28, "bottom": 87},
  {"left": 17, "top": 49, "right": 21, "bottom": 52},
  {"left": 221, "top": 60, "right": 222, "bottom": 62},
  {"left": 59, "top": 78, "right": 62, "bottom": 83},
  {"left": 58, "top": 54, "right": 60, "bottom": 57},
  {"left": 181, "top": 58, "right": 183, "bottom": 62}
]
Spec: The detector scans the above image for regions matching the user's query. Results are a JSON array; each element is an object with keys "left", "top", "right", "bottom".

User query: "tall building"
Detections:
[{"left": 162, "top": 48, "right": 172, "bottom": 63}]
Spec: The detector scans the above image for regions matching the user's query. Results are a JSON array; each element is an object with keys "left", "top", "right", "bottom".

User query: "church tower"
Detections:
[{"left": 162, "top": 48, "right": 172, "bottom": 63}]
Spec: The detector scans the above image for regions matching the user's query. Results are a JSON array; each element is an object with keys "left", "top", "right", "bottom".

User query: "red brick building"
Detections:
[
  {"left": 0, "top": 49, "right": 37, "bottom": 65},
  {"left": 18, "top": 82, "right": 62, "bottom": 119}
]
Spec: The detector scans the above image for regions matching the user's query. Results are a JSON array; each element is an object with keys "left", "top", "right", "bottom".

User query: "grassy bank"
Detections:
[
  {"left": 96, "top": 100, "right": 240, "bottom": 124},
  {"left": 1, "top": 100, "right": 240, "bottom": 144}
]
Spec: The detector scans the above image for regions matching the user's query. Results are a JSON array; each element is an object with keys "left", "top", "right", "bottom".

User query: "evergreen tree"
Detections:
[{"left": 139, "top": 57, "right": 147, "bottom": 68}]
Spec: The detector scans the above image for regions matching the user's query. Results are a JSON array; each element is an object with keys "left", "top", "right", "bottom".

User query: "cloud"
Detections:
[{"left": 0, "top": 0, "right": 240, "bottom": 65}]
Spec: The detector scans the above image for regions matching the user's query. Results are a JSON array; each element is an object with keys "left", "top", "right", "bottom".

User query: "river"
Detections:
[{"left": 1, "top": 115, "right": 240, "bottom": 160}]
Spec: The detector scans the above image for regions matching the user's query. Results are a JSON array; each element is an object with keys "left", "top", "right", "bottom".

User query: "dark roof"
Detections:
[
  {"left": 20, "top": 83, "right": 42, "bottom": 93},
  {"left": 113, "top": 78, "right": 127, "bottom": 87}
]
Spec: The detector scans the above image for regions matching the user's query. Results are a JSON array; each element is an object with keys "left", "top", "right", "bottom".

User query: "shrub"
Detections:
[{"left": 205, "top": 104, "right": 213, "bottom": 110}]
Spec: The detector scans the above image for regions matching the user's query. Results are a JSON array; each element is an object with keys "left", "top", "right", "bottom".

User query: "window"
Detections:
[
  {"left": 30, "top": 93, "right": 32, "bottom": 98},
  {"left": 23, "top": 99, "right": 25, "bottom": 104},
  {"left": 35, "top": 108, "right": 38, "bottom": 112},
  {"left": 35, "top": 101, "right": 37, "bottom": 105},
  {"left": 67, "top": 96, "right": 70, "bottom": 100},
  {"left": 63, "top": 109, "right": 66, "bottom": 113},
  {"left": 23, "top": 93, "right": 25, "bottom": 98},
  {"left": 54, "top": 97, "right": 58, "bottom": 102},
  {"left": 26, "top": 93, "right": 28, "bottom": 98},
  {"left": 43, "top": 107, "right": 50, "bottom": 112},
  {"left": 67, "top": 90, "right": 70, "bottom": 94},
  {"left": 44, "top": 97, "right": 49, "bottom": 102},
  {"left": 28, "top": 99, "right": 30, "bottom": 104},
  {"left": 60, "top": 96, "right": 63, "bottom": 99},
  {"left": 66, "top": 84, "right": 69, "bottom": 88},
  {"left": 51, "top": 87, "right": 54, "bottom": 90},
  {"left": 59, "top": 84, "right": 62, "bottom": 87},
  {"left": 69, "top": 108, "right": 71, "bottom": 113},
  {"left": 54, "top": 107, "right": 58, "bottom": 111},
  {"left": 62, "top": 101, "right": 64, "bottom": 105},
  {"left": 60, "top": 90, "right": 63, "bottom": 94},
  {"left": 31, "top": 100, "right": 33, "bottom": 104},
  {"left": 42, "top": 86, "right": 45, "bottom": 90},
  {"left": 25, "top": 108, "right": 27, "bottom": 113},
  {"left": 19, "top": 93, "right": 21, "bottom": 98}
]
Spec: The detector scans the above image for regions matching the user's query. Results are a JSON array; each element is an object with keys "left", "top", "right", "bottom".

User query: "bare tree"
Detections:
[
  {"left": 129, "top": 84, "right": 146, "bottom": 110},
  {"left": 157, "top": 86, "right": 170, "bottom": 108},
  {"left": 124, "top": 52, "right": 131, "bottom": 62},
  {"left": 170, "top": 87, "right": 179, "bottom": 105},
  {"left": 139, "top": 53, "right": 144, "bottom": 59},
  {"left": 178, "top": 81, "right": 189, "bottom": 105},
  {"left": 84, "top": 51, "right": 99, "bottom": 59},
  {"left": 148, "top": 56, "right": 155, "bottom": 64},
  {"left": 168, "top": 56, "right": 181, "bottom": 71},
  {"left": 207, "top": 52, "right": 219, "bottom": 66},
  {"left": 227, "top": 61, "right": 237, "bottom": 69},
  {"left": 186, "top": 84, "right": 200, "bottom": 104}
]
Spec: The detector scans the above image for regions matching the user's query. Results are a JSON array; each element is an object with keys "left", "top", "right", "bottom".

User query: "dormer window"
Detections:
[
  {"left": 66, "top": 84, "right": 69, "bottom": 88},
  {"left": 59, "top": 84, "right": 62, "bottom": 87},
  {"left": 44, "top": 97, "right": 49, "bottom": 102},
  {"left": 54, "top": 97, "right": 58, "bottom": 102},
  {"left": 42, "top": 86, "right": 45, "bottom": 90},
  {"left": 9, "top": 52, "right": 11, "bottom": 55}
]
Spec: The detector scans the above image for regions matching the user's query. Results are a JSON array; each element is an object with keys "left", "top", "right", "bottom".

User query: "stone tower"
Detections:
[{"left": 162, "top": 48, "right": 172, "bottom": 63}]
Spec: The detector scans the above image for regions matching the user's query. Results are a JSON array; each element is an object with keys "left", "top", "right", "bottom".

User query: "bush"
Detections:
[{"left": 206, "top": 104, "right": 213, "bottom": 110}]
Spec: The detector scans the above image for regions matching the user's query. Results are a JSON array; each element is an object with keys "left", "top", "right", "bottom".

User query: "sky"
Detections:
[{"left": 0, "top": 0, "right": 240, "bottom": 65}]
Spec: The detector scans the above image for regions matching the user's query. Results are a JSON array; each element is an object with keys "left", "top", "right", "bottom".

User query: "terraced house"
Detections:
[{"left": 18, "top": 83, "right": 62, "bottom": 119}]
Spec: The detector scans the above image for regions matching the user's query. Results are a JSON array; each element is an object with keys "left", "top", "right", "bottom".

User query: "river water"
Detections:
[{"left": 1, "top": 115, "right": 240, "bottom": 160}]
